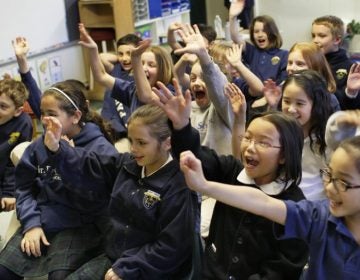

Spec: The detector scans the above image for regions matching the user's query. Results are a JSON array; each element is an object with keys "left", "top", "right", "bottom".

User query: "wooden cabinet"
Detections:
[{"left": 78, "top": 0, "right": 134, "bottom": 40}]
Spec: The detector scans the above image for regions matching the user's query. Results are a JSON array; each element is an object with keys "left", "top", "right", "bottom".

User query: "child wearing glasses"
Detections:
[
  {"left": 153, "top": 83, "right": 308, "bottom": 279},
  {"left": 180, "top": 133, "right": 360, "bottom": 280},
  {"left": 234, "top": 70, "right": 333, "bottom": 201}
]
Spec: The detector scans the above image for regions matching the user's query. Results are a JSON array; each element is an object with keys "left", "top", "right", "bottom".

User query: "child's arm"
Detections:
[
  {"left": 12, "top": 37, "right": 30, "bottom": 73},
  {"left": 78, "top": 23, "right": 115, "bottom": 90},
  {"left": 130, "top": 39, "right": 158, "bottom": 104},
  {"left": 224, "top": 83, "right": 246, "bottom": 159},
  {"left": 12, "top": 37, "right": 42, "bottom": 118},
  {"left": 225, "top": 43, "right": 264, "bottom": 97},
  {"left": 176, "top": 24, "right": 234, "bottom": 127},
  {"left": 167, "top": 22, "right": 184, "bottom": 51},
  {"left": 229, "top": 0, "right": 246, "bottom": 46},
  {"left": 99, "top": 52, "right": 119, "bottom": 73},
  {"left": 179, "top": 150, "right": 287, "bottom": 225},
  {"left": 173, "top": 53, "right": 197, "bottom": 90}
]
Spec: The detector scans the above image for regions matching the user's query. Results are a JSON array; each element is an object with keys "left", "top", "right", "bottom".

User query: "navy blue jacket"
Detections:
[
  {"left": 101, "top": 63, "right": 132, "bottom": 139},
  {"left": 15, "top": 122, "right": 117, "bottom": 233},
  {"left": 326, "top": 49, "right": 360, "bottom": 110},
  {"left": 0, "top": 113, "right": 32, "bottom": 199},
  {"left": 49, "top": 143, "right": 198, "bottom": 279}
]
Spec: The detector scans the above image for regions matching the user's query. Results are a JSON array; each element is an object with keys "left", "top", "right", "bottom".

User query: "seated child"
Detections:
[{"left": 0, "top": 79, "right": 32, "bottom": 212}]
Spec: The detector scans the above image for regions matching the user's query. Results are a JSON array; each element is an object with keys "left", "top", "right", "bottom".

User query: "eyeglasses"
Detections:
[
  {"left": 320, "top": 168, "right": 360, "bottom": 192},
  {"left": 239, "top": 136, "right": 281, "bottom": 149}
]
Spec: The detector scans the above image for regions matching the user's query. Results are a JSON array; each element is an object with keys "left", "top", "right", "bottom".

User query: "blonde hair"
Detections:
[
  {"left": 289, "top": 42, "right": 337, "bottom": 93},
  {"left": 0, "top": 79, "right": 28, "bottom": 108},
  {"left": 147, "top": 45, "right": 174, "bottom": 86},
  {"left": 313, "top": 15, "right": 345, "bottom": 41},
  {"left": 128, "top": 104, "right": 170, "bottom": 143}
]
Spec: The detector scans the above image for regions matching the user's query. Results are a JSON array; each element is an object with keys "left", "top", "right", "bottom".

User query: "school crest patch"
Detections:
[
  {"left": 143, "top": 190, "right": 161, "bottom": 209},
  {"left": 336, "top": 69, "right": 348, "bottom": 80},
  {"left": 8, "top": 132, "right": 20, "bottom": 144},
  {"left": 271, "top": 56, "right": 280, "bottom": 65}
]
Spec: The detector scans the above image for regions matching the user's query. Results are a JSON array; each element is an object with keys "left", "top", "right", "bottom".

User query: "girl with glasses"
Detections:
[
  {"left": 180, "top": 135, "right": 360, "bottom": 280},
  {"left": 153, "top": 81, "right": 308, "bottom": 280}
]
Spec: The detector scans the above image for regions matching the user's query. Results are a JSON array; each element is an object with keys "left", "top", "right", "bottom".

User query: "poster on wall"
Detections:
[
  {"left": 49, "top": 56, "right": 63, "bottom": 83},
  {"left": 36, "top": 58, "right": 52, "bottom": 90}
]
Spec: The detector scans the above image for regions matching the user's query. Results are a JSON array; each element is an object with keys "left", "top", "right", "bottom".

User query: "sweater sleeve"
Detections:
[
  {"left": 201, "top": 61, "right": 234, "bottom": 128},
  {"left": 15, "top": 145, "right": 42, "bottom": 233},
  {"left": 20, "top": 71, "right": 42, "bottom": 119}
]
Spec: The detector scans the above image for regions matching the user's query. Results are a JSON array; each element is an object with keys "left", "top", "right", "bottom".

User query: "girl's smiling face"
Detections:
[
  {"left": 325, "top": 147, "right": 360, "bottom": 222},
  {"left": 286, "top": 50, "right": 309, "bottom": 75},
  {"left": 281, "top": 81, "right": 313, "bottom": 137},
  {"left": 128, "top": 118, "right": 170, "bottom": 176},
  {"left": 240, "top": 117, "right": 284, "bottom": 185},
  {"left": 253, "top": 21, "right": 270, "bottom": 49},
  {"left": 141, "top": 51, "right": 158, "bottom": 87}
]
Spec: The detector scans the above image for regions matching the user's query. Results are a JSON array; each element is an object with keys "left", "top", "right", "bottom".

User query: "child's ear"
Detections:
[
  {"left": 14, "top": 106, "right": 24, "bottom": 117},
  {"left": 72, "top": 110, "right": 83, "bottom": 125},
  {"left": 334, "top": 35, "right": 342, "bottom": 46},
  {"left": 163, "top": 136, "right": 171, "bottom": 152}
]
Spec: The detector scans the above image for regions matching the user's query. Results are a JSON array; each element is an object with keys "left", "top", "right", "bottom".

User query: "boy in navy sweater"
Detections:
[{"left": 0, "top": 78, "right": 32, "bottom": 212}]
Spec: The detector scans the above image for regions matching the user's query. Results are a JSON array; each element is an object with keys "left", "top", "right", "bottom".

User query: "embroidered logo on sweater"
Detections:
[
  {"left": 336, "top": 69, "right": 348, "bottom": 80},
  {"left": 8, "top": 132, "right": 20, "bottom": 144},
  {"left": 271, "top": 56, "right": 280, "bottom": 65},
  {"left": 143, "top": 190, "right": 161, "bottom": 209}
]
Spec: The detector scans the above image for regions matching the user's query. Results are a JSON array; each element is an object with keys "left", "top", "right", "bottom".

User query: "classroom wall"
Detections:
[
  {"left": 255, "top": 0, "right": 360, "bottom": 50},
  {"left": 0, "top": 44, "right": 86, "bottom": 92}
]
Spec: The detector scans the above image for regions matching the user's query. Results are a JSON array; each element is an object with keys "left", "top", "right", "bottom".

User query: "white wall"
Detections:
[
  {"left": 255, "top": 0, "right": 360, "bottom": 49},
  {"left": 0, "top": 44, "right": 87, "bottom": 91}
]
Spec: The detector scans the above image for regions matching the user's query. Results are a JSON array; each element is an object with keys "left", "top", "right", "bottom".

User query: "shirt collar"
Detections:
[
  {"left": 141, "top": 154, "right": 173, "bottom": 178},
  {"left": 237, "top": 169, "right": 292, "bottom": 195}
]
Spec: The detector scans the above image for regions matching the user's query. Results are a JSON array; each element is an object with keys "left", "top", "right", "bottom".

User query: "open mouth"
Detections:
[
  {"left": 194, "top": 90, "right": 206, "bottom": 99},
  {"left": 245, "top": 156, "right": 259, "bottom": 168}
]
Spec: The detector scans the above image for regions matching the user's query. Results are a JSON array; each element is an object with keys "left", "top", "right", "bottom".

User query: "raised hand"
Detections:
[
  {"left": 179, "top": 151, "right": 207, "bottom": 192},
  {"left": 130, "top": 39, "right": 151, "bottom": 60},
  {"left": 21, "top": 227, "right": 50, "bottom": 257},
  {"left": 43, "top": 116, "right": 62, "bottom": 152},
  {"left": 12, "top": 37, "right": 30, "bottom": 58},
  {"left": 78, "top": 23, "right": 98, "bottom": 49},
  {"left": 152, "top": 78, "right": 192, "bottom": 130},
  {"left": 174, "top": 24, "right": 207, "bottom": 56},
  {"left": 346, "top": 63, "right": 360, "bottom": 96},
  {"left": 229, "top": 0, "right": 246, "bottom": 19},
  {"left": 263, "top": 79, "right": 282, "bottom": 109},
  {"left": 225, "top": 82, "right": 247, "bottom": 119},
  {"left": 225, "top": 43, "right": 243, "bottom": 68}
]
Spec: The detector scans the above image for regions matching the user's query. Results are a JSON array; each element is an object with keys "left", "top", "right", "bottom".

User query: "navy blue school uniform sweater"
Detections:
[
  {"left": 15, "top": 122, "right": 117, "bottom": 233},
  {"left": 47, "top": 142, "right": 198, "bottom": 279},
  {"left": 326, "top": 49, "right": 360, "bottom": 110},
  {"left": 20, "top": 71, "right": 42, "bottom": 119},
  {"left": 101, "top": 63, "right": 131, "bottom": 139},
  {"left": 171, "top": 122, "right": 309, "bottom": 280},
  {"left": 244, "top": 42, "right": 288, "bottom": 84},
  {"left": 0, "top": 113, "right": 32, "bottom": 200}
]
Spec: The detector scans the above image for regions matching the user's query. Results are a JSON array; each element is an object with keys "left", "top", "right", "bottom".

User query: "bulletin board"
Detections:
[{"left": 0, "top": 0, "right": 69, "bottom": 64}]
